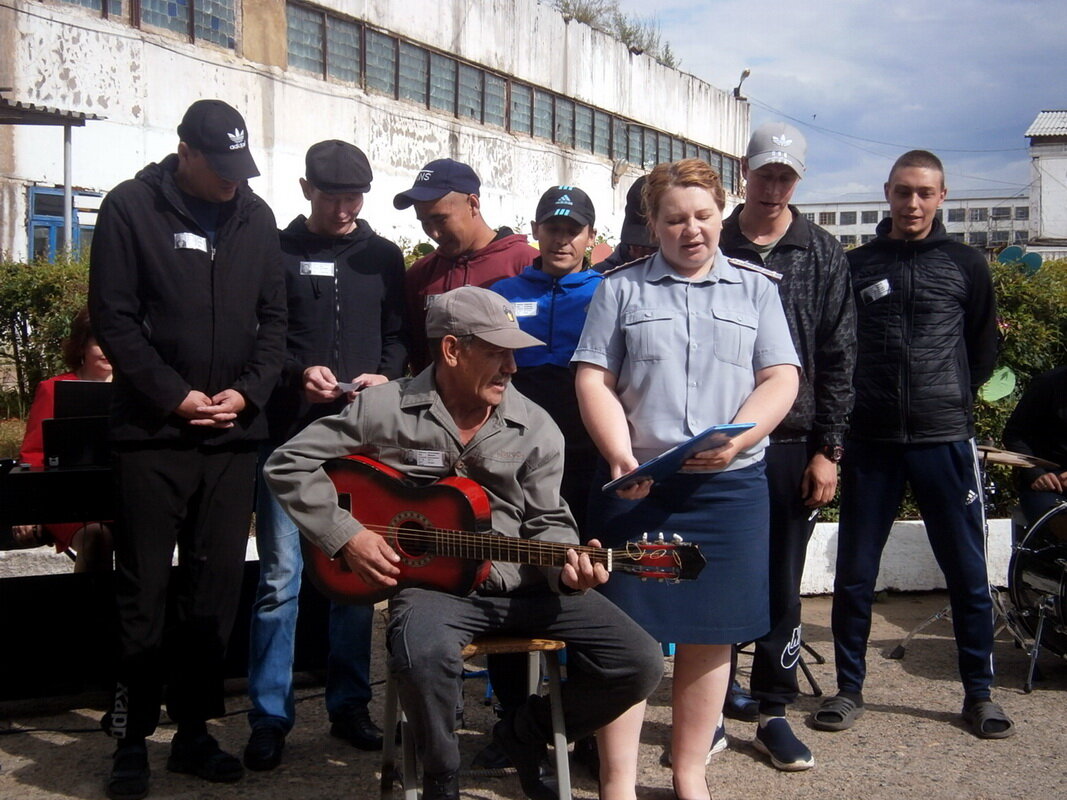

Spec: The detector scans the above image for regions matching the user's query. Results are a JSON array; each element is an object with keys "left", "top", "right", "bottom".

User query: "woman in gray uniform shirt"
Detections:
[{"left": 572, "top": 159, "right": 800, "bottom": 800}]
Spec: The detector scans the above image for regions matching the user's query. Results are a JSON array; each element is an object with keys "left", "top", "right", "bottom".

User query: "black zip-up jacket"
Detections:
[
  {"left": 267, "top": 215, "right": 408, "bottom": 441},
  {"left": 847, "top": 217, "right": 998, "bottom": 443},
  {"left": 721, "top": 205, "right": 856, "bottom": 449},
  {"left": 88, "top": 154, "right": 286, "bottom": 445}
]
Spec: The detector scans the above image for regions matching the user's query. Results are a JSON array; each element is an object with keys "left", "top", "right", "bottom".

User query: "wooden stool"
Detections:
[{"left": 380, "top": 636, "right": 571, "bottom": 800}]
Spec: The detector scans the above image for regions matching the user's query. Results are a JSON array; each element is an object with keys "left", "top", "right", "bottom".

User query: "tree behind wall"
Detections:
[{"left": 0, "top": 254, "right": 89, "bottom": 418}]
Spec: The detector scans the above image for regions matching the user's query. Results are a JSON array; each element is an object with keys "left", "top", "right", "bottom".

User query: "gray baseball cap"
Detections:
[
  {"left": 425, "top": 287, "right": 544, "bottom": 349},
  {"left": 746, "top": 122, "right": 806, "bottom": 176}
]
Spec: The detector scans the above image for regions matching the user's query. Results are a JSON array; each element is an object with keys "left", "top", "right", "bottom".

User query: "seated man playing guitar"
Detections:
[{"left": 265, "top": 286, "right": 665, "bottom": 800}]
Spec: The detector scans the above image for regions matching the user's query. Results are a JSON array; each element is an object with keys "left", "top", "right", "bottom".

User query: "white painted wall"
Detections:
[
  {"left": 1032, "top": 144, "right": 1067, "bottom": 241},
  {"left": 1, "top": 0, "right": 747, "bottom": 259},
  {"left": 801, "top": 519, "right": 1014, "bottom": 595},
  {"left": 7, "top": 519, "right": 1017, "bottom": 594}
]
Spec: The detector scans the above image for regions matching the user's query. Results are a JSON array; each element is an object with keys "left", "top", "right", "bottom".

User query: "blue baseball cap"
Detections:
[{"left": 393, "top": 159, "right": 481, "bottom": 209}]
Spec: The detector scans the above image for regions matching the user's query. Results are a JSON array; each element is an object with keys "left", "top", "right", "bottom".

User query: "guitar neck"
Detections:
[{"left": 428, "top": 530, "right": 608, "bottom": 568}]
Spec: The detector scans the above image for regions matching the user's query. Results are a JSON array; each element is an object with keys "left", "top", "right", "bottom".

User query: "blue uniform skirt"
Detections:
[{"left": 587, "top": 460, "right": 770, "bottom": 645}]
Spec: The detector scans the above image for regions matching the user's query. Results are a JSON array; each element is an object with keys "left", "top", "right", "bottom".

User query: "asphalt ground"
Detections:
[{"left": 1, "top": 591, "right": 1065, "bottom": 799}]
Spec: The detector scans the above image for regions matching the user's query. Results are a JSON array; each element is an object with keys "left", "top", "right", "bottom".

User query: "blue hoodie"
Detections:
[{"left": 490, "top": 259, "right": 603, "bottom": 369}]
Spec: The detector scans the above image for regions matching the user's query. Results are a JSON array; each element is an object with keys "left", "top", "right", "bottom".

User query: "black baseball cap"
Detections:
[
  {"left": 534, "top": 186, "right": 595, "bottom": 228},
  {"left": 393, "top": 159, "right": 481, "bottom": 209},
  {"left": 305, "top": 140, "right": 373, "bottom": 193},
  {"left": 620, "top": 176, "right": 653, "bottom": 247},
  {"left": 176, "top": 99, "right": 259, "bottom": 182}
]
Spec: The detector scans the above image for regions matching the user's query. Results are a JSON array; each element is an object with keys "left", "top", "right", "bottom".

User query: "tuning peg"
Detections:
[
  {"left": 656, "top": 532, "right": 665, "bottom": 542},
  {"left": 671, "top": 533, "right": 683, "bottom": 543},
  {"left": 641, "top": 532, "right": 648, "bottom": 542}
]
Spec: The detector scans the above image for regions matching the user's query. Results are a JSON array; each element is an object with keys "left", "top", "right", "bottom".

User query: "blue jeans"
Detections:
[{"left": 248, "top": 447, "right": 373, "bottom": 731}]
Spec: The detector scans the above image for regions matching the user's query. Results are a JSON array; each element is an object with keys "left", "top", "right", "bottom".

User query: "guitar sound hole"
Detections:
[{"left": 394, "top": 522, "right": 429, "bottom": 558}]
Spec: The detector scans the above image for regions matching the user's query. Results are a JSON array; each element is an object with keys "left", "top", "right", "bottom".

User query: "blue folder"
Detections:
[{"left": 601, "top": 422, "right": 756, "bottom": 493}]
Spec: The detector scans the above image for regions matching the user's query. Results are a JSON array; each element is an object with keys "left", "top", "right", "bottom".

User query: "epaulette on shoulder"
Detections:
[
  {"left": 600, "top": 255, "right": 653, "bottom": 278},
  {"left": 727, "top": 256, "right": 783, "bottom": 282}
]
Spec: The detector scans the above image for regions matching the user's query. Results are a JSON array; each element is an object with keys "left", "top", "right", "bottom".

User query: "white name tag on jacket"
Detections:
[
  {"left": 173, "top": 232, "right": 208, "bottom": 253},
  {"left": 512, "top": 301, "right": 539, "bottom": 317},
  {"left": 300, "top": 261, "right": 335, "bottom": 277},
  {"left": 409, "top": 449, "right": 446, "bottom": 468},
  {"left": 860, "top": 278, "right": 891, "bottom": 304}
]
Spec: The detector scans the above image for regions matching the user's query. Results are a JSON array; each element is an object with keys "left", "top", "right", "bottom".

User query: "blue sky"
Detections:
[{"left": 614, "top": 0, "right": 1067, "bottom": 202}]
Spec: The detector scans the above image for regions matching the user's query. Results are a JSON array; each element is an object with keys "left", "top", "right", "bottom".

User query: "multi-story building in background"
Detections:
[
  {"left": 0, "top": 0, "right": 749, "bottom": 261},
  {"left": 797, "top": 110, "right": 1067, "bottom": 261}
]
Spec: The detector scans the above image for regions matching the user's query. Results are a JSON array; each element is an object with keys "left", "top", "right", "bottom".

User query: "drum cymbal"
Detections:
[{"left": 977, "top": 445, "right": 1059, "bottom": 470}]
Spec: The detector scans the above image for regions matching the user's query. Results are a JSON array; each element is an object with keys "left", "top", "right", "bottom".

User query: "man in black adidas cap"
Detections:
[
  {"left": 243, "top": 139, "right": 406, "bottom": 771},
  {"left": 89, "top": 98, "right": 286, "bottom": 799}
]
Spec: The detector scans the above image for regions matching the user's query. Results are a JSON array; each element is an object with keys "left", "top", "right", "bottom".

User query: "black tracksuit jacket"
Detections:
[
  {"left": 265, "top": 215, "right": 408, "bottom": 441},
  {"left": 88, "top": 154, "right": 287, "bottom": 445}
]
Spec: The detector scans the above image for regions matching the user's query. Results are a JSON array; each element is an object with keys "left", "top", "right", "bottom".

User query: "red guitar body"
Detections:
[{"left": 301, "top": 455, "right": 494, "bottom": 605}]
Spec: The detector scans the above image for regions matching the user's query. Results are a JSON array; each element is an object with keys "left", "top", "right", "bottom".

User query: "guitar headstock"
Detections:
[{"left": 612, "top": 534, "right": 706, "bottom": 581}]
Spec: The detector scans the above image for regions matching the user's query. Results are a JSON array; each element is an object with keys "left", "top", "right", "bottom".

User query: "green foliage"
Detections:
[
  {"left": 974, "top": 256, "right": 1067, "bottom": 516},
  {"left": 551, "top": 1, "right": 679, "bottom": 68},
  {"left": 0, "top": 253, "right": 90, "bottom": 417}
]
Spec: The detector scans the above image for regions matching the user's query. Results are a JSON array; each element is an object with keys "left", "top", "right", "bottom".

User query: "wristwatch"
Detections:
[{"left": 819, "top": 444, "right": 845, "bottom": 463}]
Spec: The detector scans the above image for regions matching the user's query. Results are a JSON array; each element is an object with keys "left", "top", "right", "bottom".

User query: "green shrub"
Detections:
[{"left": 0, "top": 253, "right": 90, "bottom": 417}]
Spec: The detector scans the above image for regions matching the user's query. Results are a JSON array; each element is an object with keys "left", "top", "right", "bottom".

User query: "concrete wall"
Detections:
[
  {"left": 800, "top": 519, "right": 1014, "bottom": 595},
  {"left": 1, "top": 0, "right": 747, "bottom": 258},
  {"left": 5, "top": 520, "right": 1016, "bottom": 594}
]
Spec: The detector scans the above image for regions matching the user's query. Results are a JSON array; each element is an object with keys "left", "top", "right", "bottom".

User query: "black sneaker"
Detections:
[
  {"left": 752, "top": 717, "right": 815, "bottom": 771},
  {"left": 166, "top": 731, "right": 243, "bottom": 783},
  {"left": 423, "top": 769, "right": 460, "bottom": 800},
  {"left": 107, "top": 740, "right": 150, "bottom": 800},
  {"left": 329, "top": 708, "right": 384, "bottom": 751},
  {"left": 492, "top": 718, "right": 558, "bottom": 800},
  {"left": 243, "top": 722, "right": 286, "bottom": 771}
]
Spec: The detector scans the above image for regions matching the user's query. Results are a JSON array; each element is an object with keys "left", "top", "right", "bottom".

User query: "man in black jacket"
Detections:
[
  {"left": 89, "top": 99, "right": 287, "bottom": 799},
  {"left": 720, "top": 122, "right": 856, "bottom": 770},
  {"left": 243, "top": 140, "right": 407, "bottom": 771},
  {"left": 811, "top": 150, "right": 1012, "bottom": 739}
]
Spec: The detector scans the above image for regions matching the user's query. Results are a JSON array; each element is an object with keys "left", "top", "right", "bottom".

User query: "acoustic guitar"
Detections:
[{"left": 300, "top": 455, "right": 706, "bottom": 605}]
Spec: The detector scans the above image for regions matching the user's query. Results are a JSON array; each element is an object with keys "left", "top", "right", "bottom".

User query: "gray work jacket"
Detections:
[{"left": 264, "top": 367, "right": 578, "bottom": 594}]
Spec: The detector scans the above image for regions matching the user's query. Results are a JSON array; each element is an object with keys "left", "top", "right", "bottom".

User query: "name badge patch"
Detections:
[
  {"left": 424, "top": 294, "right": 441, "bottom": 310},
  {"left": 512, "top": 301, "right": 539, "bottom": 317},
  {"left": 173, "top": 232, "right": 208, "bottom": 253},
  {"left": 860, "top": 278, "right": 891, "bottom": 305},
  {"left": 300, "top": 261, "right": 335, "bottom": 277},
  {"left": 408, "top": 449, "right": 446, "bottom": 468}
]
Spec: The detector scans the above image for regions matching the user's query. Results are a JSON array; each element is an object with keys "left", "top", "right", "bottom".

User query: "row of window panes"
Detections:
[
  {"left": 946, "top": 206, "right": 1029, "bottom": 223},
  {"left": 821, "top": 210, "right": 884, "bottom": 226},
  {"left": 284, "top": 3, "right": 740, "bottom": 191},
  {"left": 56, "top": 0, "right": 234, "bottom": 48}
]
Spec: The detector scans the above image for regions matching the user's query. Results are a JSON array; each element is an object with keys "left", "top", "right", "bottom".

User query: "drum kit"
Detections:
[{"left": 889, "top": 445, "right": 1067, "bottom": 693}]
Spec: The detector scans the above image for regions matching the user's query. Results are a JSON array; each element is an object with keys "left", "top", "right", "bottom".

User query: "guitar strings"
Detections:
[{"left": 344, "top": 522, "right": 683, "bottom": 567}]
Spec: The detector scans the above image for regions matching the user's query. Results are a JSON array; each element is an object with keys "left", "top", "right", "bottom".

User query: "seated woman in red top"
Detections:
[{"left": 12, "top": 307, "right": 114, "bottom": 571}]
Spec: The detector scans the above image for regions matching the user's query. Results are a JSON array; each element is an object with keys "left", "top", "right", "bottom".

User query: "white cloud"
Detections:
[{"left": 612, "top": 0, "right": 1067, "bottom": 197}]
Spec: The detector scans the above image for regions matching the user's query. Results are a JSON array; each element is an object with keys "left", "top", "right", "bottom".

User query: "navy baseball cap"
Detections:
[
  {"left": 393, "top": 159, "right": 481, "bottom": 209},
  {"left": 534, "top": 186, "right": 595, "bottom": 227},
  {"left": 177, "top": 99, "right": 259, "bottom": 182},
  {"left": 305, "top": 140, "right": 373, "bottom": 193}
]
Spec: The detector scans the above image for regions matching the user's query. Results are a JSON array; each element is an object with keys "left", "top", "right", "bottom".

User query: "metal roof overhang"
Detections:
[{"left": 0, "top": 97, "right": 106, "bottom": 254}]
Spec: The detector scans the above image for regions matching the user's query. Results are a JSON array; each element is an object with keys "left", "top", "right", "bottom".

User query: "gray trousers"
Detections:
[{"left": 386, "top": 586, "right": 664, "bottom": 775}]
